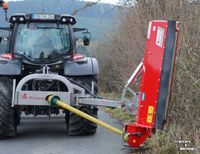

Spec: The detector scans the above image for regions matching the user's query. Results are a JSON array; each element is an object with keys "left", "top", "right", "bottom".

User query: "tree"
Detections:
[{"left": 71, "top": 0, "right": 101, "bottom": 16}]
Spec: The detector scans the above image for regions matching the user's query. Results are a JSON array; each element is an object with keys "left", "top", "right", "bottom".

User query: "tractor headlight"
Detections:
[
  {"left": 61, "top": 17, "right": 67, "bottom": 23},
  {"left": 9, "top": 14, "right": 27, "bottom": 24},
  {"left": 11, "top": 16, "right": 16, "bottom": 22},
  {"left": 59, "top": 15, "right": 76, "bottom": 25},
  {"left": 19, "top": 17, "right": 25, "bottom": 22}
]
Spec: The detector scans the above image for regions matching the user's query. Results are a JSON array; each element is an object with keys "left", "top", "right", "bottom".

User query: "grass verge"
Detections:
[{"left": 102, "top": 93, "right": 199, "bottom": 154}]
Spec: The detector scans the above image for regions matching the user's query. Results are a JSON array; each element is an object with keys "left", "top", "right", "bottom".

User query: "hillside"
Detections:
[{"left": 0, "top": 0, "right": 118, "bottom": 40}]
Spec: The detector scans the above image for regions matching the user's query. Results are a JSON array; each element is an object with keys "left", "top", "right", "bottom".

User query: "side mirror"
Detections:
[{"left": 83, "top": 31, "right": 91, "bottom": 46}]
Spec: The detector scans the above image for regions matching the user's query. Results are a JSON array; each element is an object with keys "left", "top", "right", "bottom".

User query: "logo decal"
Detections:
[{"left": 21, "top": 93, "right": 28, "bottom": 99}]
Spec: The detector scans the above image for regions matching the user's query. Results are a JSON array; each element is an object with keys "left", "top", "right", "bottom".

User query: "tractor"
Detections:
[{"left": 0, "top": 2, "right": 99, "bottom": 137}]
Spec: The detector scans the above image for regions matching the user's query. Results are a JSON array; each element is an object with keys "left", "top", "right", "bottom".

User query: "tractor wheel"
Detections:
[
  {"left": 67, "top": 76, "right": 98, "bottom": 135},
  {"left": 68, "top": 106, "right": 98, "bottom": 135},
  {"left": 15, "top": 108, "right": 21, "bottom": 125},
  {"left": 0, "top": 77, "right": 17, "bottom": 138}
]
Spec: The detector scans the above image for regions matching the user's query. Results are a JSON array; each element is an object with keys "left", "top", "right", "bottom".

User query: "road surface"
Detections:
[{"left": 0, "top": 109, "right": 129, "bottom": 154}]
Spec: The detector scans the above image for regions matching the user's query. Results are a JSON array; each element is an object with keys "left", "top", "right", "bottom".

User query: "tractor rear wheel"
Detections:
[
  {"left": 0, "top": 77, "right": 17, "bottom": 138},
  {"left": 15, "top": 108, "right": 21, "bottom": 125},
  {"left": 67, "top": 76, "right": 98, "bottom": 135},
  {"left": 68, "top": 106, "right": 98, "bottom": 135}
]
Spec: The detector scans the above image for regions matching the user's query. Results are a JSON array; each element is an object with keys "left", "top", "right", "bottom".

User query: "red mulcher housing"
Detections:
[{"left": 124, "top": 20, "right": 179, "bottom": 147}]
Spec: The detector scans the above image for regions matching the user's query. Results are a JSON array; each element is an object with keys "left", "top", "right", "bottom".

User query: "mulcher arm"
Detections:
[{"left": 46, "top": 20, "right": 179, "bottom": 148}]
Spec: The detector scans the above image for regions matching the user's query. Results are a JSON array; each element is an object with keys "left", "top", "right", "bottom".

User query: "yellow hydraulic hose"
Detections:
[{"left": 46, "top": 95, "right": 123, "bottom": 136}]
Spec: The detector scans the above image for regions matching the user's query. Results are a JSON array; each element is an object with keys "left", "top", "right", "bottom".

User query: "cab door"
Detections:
[{"left": 0, "top": 28, "right": 9, "bottom": 54}]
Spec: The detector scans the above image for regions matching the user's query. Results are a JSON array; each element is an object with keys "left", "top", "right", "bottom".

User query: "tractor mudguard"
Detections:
[
  {"left": 0, "top": 58, "right": 22, "bottom": 75},
  {"left": 64, "top": 57, "right": 99, "bottom": 76}
]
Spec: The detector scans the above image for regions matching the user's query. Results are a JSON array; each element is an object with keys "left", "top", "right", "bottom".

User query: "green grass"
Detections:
[
  {"left": 99, "top": 92, "right": 135, "bottom": 123},
  {"left": 104, "top": 108, "right": 135, "bottom": 123}
]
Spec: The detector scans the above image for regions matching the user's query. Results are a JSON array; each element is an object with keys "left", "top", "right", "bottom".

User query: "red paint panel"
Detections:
[{"left": 136, "top": 21, "right": 168, "bottom": 128}]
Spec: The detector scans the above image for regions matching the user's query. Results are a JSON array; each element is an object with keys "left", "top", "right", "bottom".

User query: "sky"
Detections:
[{"left": 5, "top": 0, "right": 119, "bottom": 5}]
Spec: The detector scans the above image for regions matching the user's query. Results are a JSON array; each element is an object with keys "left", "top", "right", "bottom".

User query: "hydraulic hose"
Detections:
[{"left": 46, "top": 95, "right": 123, "bottom": 136}]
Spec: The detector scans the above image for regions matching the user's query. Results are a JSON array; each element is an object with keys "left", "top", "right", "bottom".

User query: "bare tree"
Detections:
[{"left": 71, "top": 0, "right": 101, "bottom": 16}]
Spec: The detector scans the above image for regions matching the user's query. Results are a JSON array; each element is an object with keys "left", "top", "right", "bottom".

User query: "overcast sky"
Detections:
[{"left": 5, "top": 0, "right": 119, "bottom": 5}]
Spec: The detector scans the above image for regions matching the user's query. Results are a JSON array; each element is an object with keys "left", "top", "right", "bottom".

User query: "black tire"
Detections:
[
  {"left": 15, "top": 108, "right": 21, "bottom": 125},
  {"left": 67, "top": 76, "right": 98, "bottom": 136},
  {"left": 0, "top": 77, "right": 17, "bottom": 137},
  {"left": 68, "top": 106, "right": 98, "bottom": 135}
]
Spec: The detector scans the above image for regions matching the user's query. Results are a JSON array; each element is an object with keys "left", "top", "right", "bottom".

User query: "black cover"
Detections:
[{"left": 155, "top": 21, "right": 177, "bottom": 129}]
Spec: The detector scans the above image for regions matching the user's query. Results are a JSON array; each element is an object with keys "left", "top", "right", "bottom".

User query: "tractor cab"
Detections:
[
  {"left": 8, "top": 13, "right": 77, "bottom": 63},
  {"left": 0, "top": 12, "right": 92, "bottom": 64}
]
